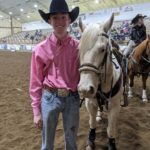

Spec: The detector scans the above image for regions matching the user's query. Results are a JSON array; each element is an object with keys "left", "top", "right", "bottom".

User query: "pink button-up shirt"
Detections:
[{"left": 29, "top": 32, "right": 80, "bottom": 116}]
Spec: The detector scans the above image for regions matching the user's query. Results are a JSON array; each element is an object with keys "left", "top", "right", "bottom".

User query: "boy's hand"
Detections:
[{"left": 34, "top": 114, "right": 42, "bottom": 129}]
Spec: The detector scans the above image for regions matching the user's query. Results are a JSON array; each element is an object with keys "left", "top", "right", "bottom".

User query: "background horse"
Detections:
[
  {"left": 128, "top": 35, "right": 150, "bottom": 102},
  {"left": 78, "top": 14, "right": 123, "bottom": 150}
]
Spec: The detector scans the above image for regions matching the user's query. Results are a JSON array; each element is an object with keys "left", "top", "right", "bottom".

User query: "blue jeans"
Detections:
[{"left": 41, "top": 89, "right": 80, "bottom": 150}]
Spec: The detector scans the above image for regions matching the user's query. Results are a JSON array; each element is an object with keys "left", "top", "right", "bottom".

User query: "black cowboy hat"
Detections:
[
  {"left": 131, "top": 14, "right": 147, "bottom": 24},
  {"left": 38, "top": 0, "right": 79, "bottom": 23}
]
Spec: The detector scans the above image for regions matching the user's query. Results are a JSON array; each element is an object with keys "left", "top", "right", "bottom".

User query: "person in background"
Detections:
[
  {"left": 123, "top": 14, "right": 147, "bottom": 57},
  {"left": 29, "top": 0, "right": 80, "bottom": 149}
]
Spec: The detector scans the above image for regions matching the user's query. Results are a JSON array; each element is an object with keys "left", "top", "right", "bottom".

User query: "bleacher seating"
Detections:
[
  {"left": 0, "top": 18, "right": 150, "bottom": 46},
  {"left": 0, "top": 29, "right": 51, "bottom": 45}
]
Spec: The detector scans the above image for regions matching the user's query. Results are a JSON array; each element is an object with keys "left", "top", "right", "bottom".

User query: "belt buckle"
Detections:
[{"left": 57, "top": 89, "right": 69, "bottom": 97}]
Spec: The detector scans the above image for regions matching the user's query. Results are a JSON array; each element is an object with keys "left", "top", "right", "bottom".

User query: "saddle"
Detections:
[
  {"left": 112, "top": 48, "right": 128, "bottom": 107},
  {"left": 112, "top": 48, "right": 123, "bottom": 67}
]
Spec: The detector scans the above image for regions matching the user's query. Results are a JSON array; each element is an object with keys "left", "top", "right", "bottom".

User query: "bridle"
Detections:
[
  {"left": 79, "top": 32, "right": 123, "bottom": 110},
  {"left": 79, "top": 33, "right": 110, "bottom": 75}
]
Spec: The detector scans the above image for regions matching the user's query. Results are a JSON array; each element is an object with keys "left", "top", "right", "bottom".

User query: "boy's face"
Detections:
[{"left": 48, "top": 13, "right": 71, "bottom": 34}]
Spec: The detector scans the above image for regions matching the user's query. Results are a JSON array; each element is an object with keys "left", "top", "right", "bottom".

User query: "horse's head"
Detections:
[
  {"left": 146, "top": 34, "right": 150, "bottom": 60},
  {"left": 78, "top": 14, "right": 114, "bottom": 98}
]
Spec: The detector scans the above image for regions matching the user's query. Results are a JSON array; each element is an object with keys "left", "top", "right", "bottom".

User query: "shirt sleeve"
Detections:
[
  {"left": 130, "top": 28, "right": 139, "bottom": 43},
  {"left": 29, "top": 50, "right": 45, "bottom": 116},
  {"left": 140, "top": 25, "right": 147, "bottom": 42},
  {"left": 130, "top": 28, "right": 136, "bottom": 41}
]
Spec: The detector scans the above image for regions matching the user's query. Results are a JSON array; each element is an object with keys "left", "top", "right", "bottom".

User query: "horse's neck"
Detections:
[
  {"left": 100, "top": 53, "right": 121, "bottom": 93},
  {"left": 100, "top": 55, "right": 113, "bottom": 92},
  {"left": 133, "top": 40, "right": 147, "bottom": 62}
]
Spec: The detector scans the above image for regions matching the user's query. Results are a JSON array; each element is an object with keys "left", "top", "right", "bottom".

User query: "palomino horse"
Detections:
[
  {"left": 128, "top": 35, "right": 150, "bottom": 101},
  {"left": 78, "top": 14, "right": 123, "bottom": 150}
]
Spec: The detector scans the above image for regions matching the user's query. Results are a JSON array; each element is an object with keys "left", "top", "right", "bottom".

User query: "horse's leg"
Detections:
[
  {"left": 128, "top": 72, "right": 134, "bottom": 98},
  {"left": 142, "top": 74, "right": 148, "bottom": 102},
  {"left": 85, "top": 98, "right": 98, "bottom": 150},
  {"left": 96, "top": 109, "right": 103, "bottom": 123},
  {"left": 107, "top": 95, "right": 120, "bottom": 150}
]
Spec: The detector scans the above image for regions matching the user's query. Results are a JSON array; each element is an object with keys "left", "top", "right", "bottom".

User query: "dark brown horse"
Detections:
[{"left": 128, "top": 35, "right": 150, "bottom": 102}]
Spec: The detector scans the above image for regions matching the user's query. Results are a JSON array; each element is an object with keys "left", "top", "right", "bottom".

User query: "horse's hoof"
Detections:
[
  {"left": 142, "top": 98, "right": 148, "bottom": 102},
  {"left": 108, "top": 138, "right": 117, "bottom": 150},
  {"left": 86, "top": 145, "right": 94, "bottom": 150},
  {"left": 128, "top": 94, "right": 133, "bottom": 98},
  {"left": 86, "top": 140, "right": 95, "bottom": 150},
  {"left": 120, "top": 102, "right": 128, "bottom": 107}
]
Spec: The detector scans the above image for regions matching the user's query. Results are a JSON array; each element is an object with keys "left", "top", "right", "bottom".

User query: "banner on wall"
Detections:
[{"left": 22, "top": 20, "right": 52, "bottom": 31}]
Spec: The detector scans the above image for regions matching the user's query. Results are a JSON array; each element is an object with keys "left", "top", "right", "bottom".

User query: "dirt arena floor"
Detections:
[{"left": 0, "top": 51, "right": 150, "bottom": 150}]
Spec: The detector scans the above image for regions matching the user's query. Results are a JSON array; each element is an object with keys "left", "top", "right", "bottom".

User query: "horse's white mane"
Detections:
[{"left": 79, "top": 23, "right": 104, "bottom": 59}]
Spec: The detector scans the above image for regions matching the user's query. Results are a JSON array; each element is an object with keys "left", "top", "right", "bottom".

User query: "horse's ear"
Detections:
[
  {"left": 103, "top": 13, "right": 114, "bottom": 33},
  {"left": 79, "top": 17, "right": 86, "bottom": 32}
]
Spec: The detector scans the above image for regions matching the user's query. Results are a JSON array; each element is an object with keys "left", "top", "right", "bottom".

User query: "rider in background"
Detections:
[{"left": 123, "top": 14, "right": 147, "bottom": 57}]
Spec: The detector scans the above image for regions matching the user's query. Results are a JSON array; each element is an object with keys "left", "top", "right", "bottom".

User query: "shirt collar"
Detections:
[{"left": 50, "top": 32, "right": 71, "bottom": 46}]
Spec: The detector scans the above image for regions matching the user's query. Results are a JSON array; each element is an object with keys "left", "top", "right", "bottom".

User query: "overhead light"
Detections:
[
  {"left": 17, "top": 18, "right": 20, "bottom": 20},
  {"left": 9, "top": 12, "right": 12, "bottom": 15},
  {"left": 27, "top": 15, "right": 30, "bottom": 18},
  {"left": 73, "top": 0, "right": 79, "bottom": 2},
  {"left": 0, "top": 15, "right": 3, "bottom": 18},
  {"left": 95, "top": 0, "right": 99, "bottom": 3},
  {"left": 20, "top": 8, "right": 24, "bottom": 12},
  {"left": 34, "top": 4, "right": 37, "bottom": 7},
  {"left": 71, "top": 5, "right": 75, "bottom": 9}
]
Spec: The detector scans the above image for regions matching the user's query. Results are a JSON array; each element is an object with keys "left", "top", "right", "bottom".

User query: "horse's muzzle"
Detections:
[{"left": 78, "top": 85, "right": 95, "bottom": 98}]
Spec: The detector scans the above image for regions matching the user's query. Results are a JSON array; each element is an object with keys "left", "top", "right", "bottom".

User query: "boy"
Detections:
[{"left": 29, "top": 0, "right": 80, "bottom": 149}]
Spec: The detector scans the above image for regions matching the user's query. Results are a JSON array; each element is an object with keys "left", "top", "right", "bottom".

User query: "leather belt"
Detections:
[{"left": 43, "top": 85, "right": 70, "bottom": 97}]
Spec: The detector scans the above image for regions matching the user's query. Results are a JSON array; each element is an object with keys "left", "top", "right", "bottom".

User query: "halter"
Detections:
[{"left": 79, "top": 32, "right": 110, "bottom": 75}]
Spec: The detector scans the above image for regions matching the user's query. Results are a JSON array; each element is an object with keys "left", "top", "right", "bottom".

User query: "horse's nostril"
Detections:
[{"left": 89, "top": 86, "right": 94, "bottom": 94}]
